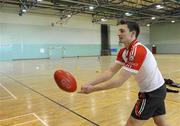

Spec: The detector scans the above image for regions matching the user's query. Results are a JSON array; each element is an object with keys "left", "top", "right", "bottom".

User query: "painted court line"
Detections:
[
  {"left": 0, "top": 83, "right": 17, "bottom": 99},
  {"left": 33, "top": 113, "right": 48, "bottom": 126},
  {"left": 0, "top": 97, "right": 16, "bottom": 102},
  {"left": 12, "top": 119, "right": 38, "bottom": 126},
  {"left": 0, "top": 96, "right": 14, "bottom": 102},
  {"left": 0, "top": 96, "right": 12, "bottom": 100},
  {"left": 0, "top": 113, "right": 48, "bottom": 126},
  {"left": 0, "top": 113, "right": 33, "bottom": 122},
  {"left": 0, "top": 74, "right": 99, "bottom": 126}
]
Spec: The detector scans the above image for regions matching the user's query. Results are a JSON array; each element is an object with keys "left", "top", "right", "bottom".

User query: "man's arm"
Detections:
[
  {"left": 86, "top": 63, "right": 122, "bottom": 86},
  {"left": 81, "top": 68, "right": 132, "bottom": 93}
]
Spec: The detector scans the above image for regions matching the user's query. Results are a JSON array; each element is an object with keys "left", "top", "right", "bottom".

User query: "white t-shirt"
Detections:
[{"left": 115, "top": 39, "right": 164, "bottom": 92}]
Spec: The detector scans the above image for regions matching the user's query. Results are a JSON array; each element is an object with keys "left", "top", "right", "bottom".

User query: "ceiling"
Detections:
[{"left": 0, "top": 0, "right": 180, "bottom": 25}]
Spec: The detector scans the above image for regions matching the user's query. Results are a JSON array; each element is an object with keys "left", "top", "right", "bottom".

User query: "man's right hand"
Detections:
[{"left": 79, "top": 84, "right": 94, "bottom": 94}]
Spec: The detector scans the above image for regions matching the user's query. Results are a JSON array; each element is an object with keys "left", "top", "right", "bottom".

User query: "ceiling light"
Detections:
[
  {"left": 151, "top": 17, "right": 156, "bottom": 20},
  {"left": 125, "top": 12, "right": 132, "bottom": 16},
  {"left": 101, "top": 18, "right": 107, "bottom": 22},
  {"left": 22, "top": 9, "right": 27, "bottom": 13},
  {"left": 67, "top": 14, "right": 71, "bottom": 18},
  {"left": 89, "top": 6, "right": 94, "bottom": 10},
  {"left": 156, "top": 4, "right": 164, "bottom": 9},
  {"left": 171, "top": 20, "right": 175, "bottom": 23},
  {"left": 146, "top": 24, "right": 150, "bottom": 27}
]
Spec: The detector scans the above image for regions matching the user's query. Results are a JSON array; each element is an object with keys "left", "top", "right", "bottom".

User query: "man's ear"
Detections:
[{"left": 131, "top": 31, "right": 136, "bottom": 37}]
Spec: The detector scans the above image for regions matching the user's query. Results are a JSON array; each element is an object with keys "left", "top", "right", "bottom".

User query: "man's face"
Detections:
[{"left": 117, "top": 24, "right": 134, "bottom": 44}]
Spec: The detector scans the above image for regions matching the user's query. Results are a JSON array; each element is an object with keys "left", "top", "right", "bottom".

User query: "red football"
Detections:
[{"left": 54, "top": 70, "right": 77, "bottom": 92}]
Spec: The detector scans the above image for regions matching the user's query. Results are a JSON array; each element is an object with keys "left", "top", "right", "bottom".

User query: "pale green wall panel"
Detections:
[
  {"left": 1, "top": 43, "right": 101, "bottom": 60},
  {"left": 150, "top": 21, "right": 180, "bottom": 53}
]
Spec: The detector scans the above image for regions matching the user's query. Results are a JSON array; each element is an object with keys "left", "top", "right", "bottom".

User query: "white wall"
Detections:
[
  {"left": 110, "top": 25, "right": 150, "bottom": 45},
  {"left": 0, "top": 12, "right": 150, "bottom": 45},
  {"left": 0, "top": 12, "right": 101, "bottom": 44}
]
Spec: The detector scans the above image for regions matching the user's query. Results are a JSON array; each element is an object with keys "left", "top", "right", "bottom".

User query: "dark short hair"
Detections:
[{"left": 119, "top": 20, "right": 140, "bottom": 38}]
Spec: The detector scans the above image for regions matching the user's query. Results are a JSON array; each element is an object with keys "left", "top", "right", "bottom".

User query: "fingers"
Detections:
[{"left": 79, "top": 84, "right": 93, "bottom": 94}]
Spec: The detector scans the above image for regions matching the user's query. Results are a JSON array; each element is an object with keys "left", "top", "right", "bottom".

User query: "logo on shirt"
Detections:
[{"left": 129, "top": 55, "right": 135, "bottom": 61}]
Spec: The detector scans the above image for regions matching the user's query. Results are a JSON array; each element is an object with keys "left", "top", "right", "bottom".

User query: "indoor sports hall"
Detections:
[{"left": 0, "top": 0, "right": 180, "bottom": 126}]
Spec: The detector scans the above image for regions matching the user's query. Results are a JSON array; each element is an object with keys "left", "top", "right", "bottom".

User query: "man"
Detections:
[{"left": 80, "top": 20, "right": 169, "bottom": 126}]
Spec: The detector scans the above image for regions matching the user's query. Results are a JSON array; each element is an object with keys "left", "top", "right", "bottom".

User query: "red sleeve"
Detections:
[
  {"left": 115, "top": 48, "right": 126, "bottom": 65},
  {"left": 123, "top": 45, "right": 147, "bottom": 73}
]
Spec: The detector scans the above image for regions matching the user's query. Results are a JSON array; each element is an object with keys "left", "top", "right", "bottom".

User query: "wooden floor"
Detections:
[{"left": 0, "top": 55, "right": 179, "bottom": 126}]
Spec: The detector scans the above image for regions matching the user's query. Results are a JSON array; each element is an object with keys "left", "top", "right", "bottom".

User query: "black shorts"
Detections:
[{"left": 131, "top": 84, "right": 166, "bottom": 120}]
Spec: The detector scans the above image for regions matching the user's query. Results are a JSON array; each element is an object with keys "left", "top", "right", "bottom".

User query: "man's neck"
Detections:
[{"left": 124, "top": 38, "right": 136, "bottom": 49}]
